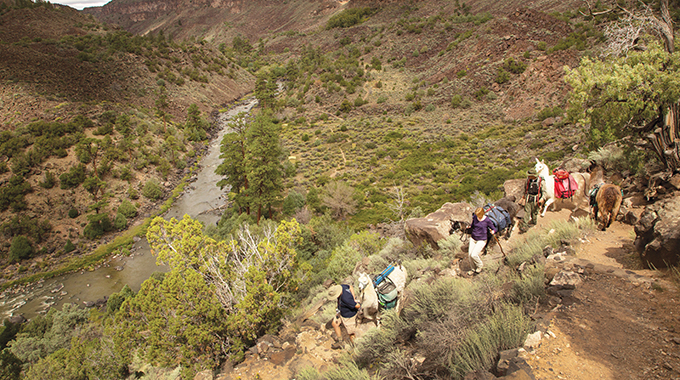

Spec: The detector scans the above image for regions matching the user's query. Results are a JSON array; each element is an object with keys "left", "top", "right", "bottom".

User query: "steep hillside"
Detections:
[
  {"left": 83, "top": 0, "right": 343, "bottom": 42},
  {"left": 0, "top": 2, "right": 254, "bottom": 282}
]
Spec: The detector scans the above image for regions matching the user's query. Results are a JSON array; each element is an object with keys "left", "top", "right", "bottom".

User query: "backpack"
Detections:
[
  {"left": 553, "top": 169, "right": 570, "bottom": 180},
  {"left": 482, "top": 204, "right": 511, "bottom": 232},
  {"left": 527, "top": 177, "right": 541, "bottom": 196},
  {"left": 375, "top": 276, "right": 398, "bottom": 309}
]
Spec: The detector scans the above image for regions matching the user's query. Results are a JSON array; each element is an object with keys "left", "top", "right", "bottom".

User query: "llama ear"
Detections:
[{"left": 535, "top": 157, "right": 540, "bottom": 164}]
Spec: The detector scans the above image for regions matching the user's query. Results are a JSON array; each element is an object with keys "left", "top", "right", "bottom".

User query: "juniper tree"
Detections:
[
  {"left": 568, "top": 0, "right": 679, "bottom": 172},
  {"left": 114, "top": 215, "right": 303, "bottom": 377}
]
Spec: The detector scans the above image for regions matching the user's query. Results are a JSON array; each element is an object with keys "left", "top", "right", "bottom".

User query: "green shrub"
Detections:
[
  {"left": 106, "top": 284, "right": 134, "bottom": 315},
  {"left": 142, "top": 179, "right": 163, "bottom": 200},
  {"left": 114, "top": 213, "right": 127, "bottom": 230},
  {"left": 9, "top": 235, "right": 34, "bottom": 263},
  {"left": 536, "top": 106, "right": 564, "bottom": 121},
  {"left": 68, "top": 208, "right": 79, "bottom": 218},
  {"left": 128, "top": 186, "right": 139, "bottom": 200},
  {"left": 0, "top": 175, "right": 32, "bottom": 212},
  {"left": 443, "top": 303, "right": 533, "bottom": 377},
  {"left": 119, "top": 165, "right": 133, "bottom": 181},
  {"left": 282, "top": 191, "right": 306, "bottom": 216},
  {"left": 339, "top": 99, "right": 352, "bottom": 113},
  {"left": 326, "top": 7, "right": 374, "bottom": 29},
  {"left": 83, "top": 214, "right": 113, "bottom": 240},
  {"left": 59, "top": 164, "right": 87, "bottom": 189},
  {"left": 503, "top": 57, "right": 527, "bottom": 74},
  {"left": 38, "top": 171, "right": 56, "bottom": 189},
  {"left": 371, "top": 57, "right": 382, "bottom": 70},
  {"left": 495, "top": 68, "right": 510, "bottom": 84},
  {"left": 9, "top": 303, "right": 89, "bottom": 363},
  {"left": 64, "top": 239, "right": 76, "bottom": 253},
  {"left": 474, "top": 87, "right": 489, "bottom": 99},
  {"left": 451, "top": 94, "right": 471, "bottom": 109}
]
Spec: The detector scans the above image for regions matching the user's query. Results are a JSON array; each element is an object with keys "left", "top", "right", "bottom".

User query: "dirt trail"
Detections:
[{"left": 511, "top": 206, "right": 680, "bottom": 380}]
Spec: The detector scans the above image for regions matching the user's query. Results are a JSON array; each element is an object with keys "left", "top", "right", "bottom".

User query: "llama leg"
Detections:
[{"left": 541, "top": 198, "right": 554, "bottom": 217}]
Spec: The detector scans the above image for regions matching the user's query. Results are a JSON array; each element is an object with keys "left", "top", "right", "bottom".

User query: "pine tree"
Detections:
[
  {"left": 216, "top": 112, "right": 250, "bottom": 214},
  {"left": 245, "top": 113, "right": 283, "bottom": 223}
]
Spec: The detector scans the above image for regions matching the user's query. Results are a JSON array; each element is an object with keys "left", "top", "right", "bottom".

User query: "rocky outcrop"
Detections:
[
  {"left": 504, "top": 179, "right": 526, "bottom": 202},
  {"left": 404, "top": 202, "right": 473, "bottom": 249},
  {"left": 634, "top": 195, "right": 680, "bottom": 268}
]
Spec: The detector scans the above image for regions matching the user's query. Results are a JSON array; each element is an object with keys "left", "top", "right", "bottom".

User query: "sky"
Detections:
[{"left": 54, "top": 0, "right": 109, "bottom": 10}]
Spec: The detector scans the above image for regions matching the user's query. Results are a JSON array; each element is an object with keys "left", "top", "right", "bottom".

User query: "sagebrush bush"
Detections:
[
  {"left": 437, "top": 234, "right": 463, "bottom": 258},
  {"left": 507, "top": 219, "right": 591, "bottom": 267},
  {"left": 510, "top": 264, "right": 546, "bottom": 304}
]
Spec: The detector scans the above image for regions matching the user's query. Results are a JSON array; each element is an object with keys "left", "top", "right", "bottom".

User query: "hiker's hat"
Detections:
[
  {"left": 527, "top": 168, "right": 537, "bottom": 176},
  {"left": 328, "top": 285, "right": 343, "bottom": 299}
]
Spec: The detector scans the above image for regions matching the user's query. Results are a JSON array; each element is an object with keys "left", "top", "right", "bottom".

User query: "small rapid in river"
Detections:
[{"left": 0, "top": 97, "right": 258, "bottom": 320}]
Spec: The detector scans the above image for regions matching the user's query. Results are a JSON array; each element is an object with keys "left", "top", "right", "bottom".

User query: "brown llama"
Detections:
[{"left": 593, "top": 184, "right": 622, "bottom": 231}]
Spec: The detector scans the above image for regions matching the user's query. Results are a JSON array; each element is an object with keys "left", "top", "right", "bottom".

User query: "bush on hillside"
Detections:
[
  {"left": 503, "top": 57, "right": 527, "bottom": 74},
  {"left": 59, "top": 164, "right": 87, "bottom": 189},
  {"left": 64, "top": 239, "right": 76, "bottom": 253},
  {"left": 9, "top": 235, "right": 34, "bottom": 263},
  {"left": 326, "top": 7, "right": 374, "bottom": 29},
  {"left": 117, "top": 199, "right": 138, "bottom": 219},
  {"left": 83, "top": 213, "right": 113, "bottom": 240},
  {"left": 142, "top": 179, "right": 163, "bottom": 200},
  {"left": 0, "top": 176, "right": 32, "bottom": 212}
]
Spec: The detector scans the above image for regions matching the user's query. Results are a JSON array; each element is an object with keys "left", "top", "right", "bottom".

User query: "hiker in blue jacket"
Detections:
[
  {"left": 329, "top": 283, "right": 361, "bottom": 345},
  {"left": 468, "top": 207, "right": 497, "bottom": 275}
]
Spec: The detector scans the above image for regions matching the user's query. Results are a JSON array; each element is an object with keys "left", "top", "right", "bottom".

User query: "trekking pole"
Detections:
[{"left": 492, "top": 233, "right": 506, "bottom": 257}]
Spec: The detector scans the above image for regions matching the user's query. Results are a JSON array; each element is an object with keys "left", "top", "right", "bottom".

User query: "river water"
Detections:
[{"left": 0, "top": 97, "right": 258, "bottom": 321}]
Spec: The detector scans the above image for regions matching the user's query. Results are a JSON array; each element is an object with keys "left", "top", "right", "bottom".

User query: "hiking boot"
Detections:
[
  {"left": 331, "top": 341, "right": 344, "bottom": 350},
  {"left": 466, "top": 270, "right": 474, "bottom": 276}
]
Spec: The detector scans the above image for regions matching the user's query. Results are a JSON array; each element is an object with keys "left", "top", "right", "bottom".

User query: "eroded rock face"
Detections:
[
  {"left": 404, "top": 202, "right": 473, "bottom": 250},
  {"left": 634, "top": 195, "right": 680, "bottom": 268}
]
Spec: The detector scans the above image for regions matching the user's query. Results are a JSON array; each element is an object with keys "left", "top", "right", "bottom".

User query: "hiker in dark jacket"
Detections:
[
  {"left": 468, "top": 207, "right": 497, "bottom": 275},
  {"left": 520, "top": 168, "right": 547, "bottom": 232},
  {"left": 329, "top": 283, "right": 361, "bottom": 344}
]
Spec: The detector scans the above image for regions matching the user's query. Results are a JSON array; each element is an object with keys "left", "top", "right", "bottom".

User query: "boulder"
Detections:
[
  {"left": 523, "top": 331, "right": 542, "bottom": 349},
  {"left": 268, "top": 346, "right": 296, "bottom": 367},
  {"left": 504, "top": 179, "right": 526, "bottom": 201},
  {"left": 549, "top": 270, "right": 582, "bottom": 289},
  {"left": 634, "top": 196, "right": 680, "bottom": 268},
  {"left": 9, "top": 314, "right": 27, "bottom": 325},
  {"left": 560, "top": 157, "right": 590, "bottom": 173},
  {"left": 496, "top": 348, "right": 519, "bottom": 376},
  {"left": 404, "top": 202, "right": 473, "bottom": 250}
]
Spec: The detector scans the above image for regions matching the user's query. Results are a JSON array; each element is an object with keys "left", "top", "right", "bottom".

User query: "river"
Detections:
[{"left": 0, "top": 97, "right": 258, "bottom": 320}]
